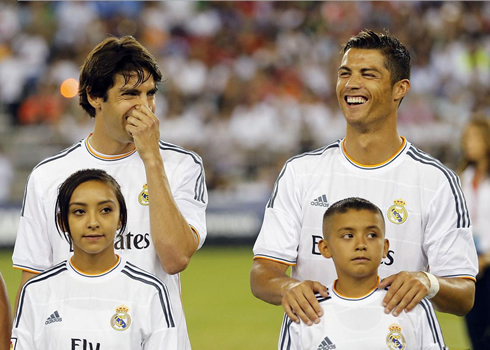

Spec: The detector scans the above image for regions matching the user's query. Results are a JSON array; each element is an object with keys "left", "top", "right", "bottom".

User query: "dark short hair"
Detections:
[
  {"left": 322, "top": 197, "right": 384, "bottom": 237},
  {"left": 55, "top": 169, "right": 127, "bottom": 242},
  {"left": 342, "top": 29, "right": 411, "bottom": 86},
  {"left": 79, "top": 36, "right": 162, "bottom": 118}
]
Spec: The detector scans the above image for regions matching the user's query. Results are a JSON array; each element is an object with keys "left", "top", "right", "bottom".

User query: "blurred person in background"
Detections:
[
  {"left": 460, "top": 117, "right": 490, "bottom": 350},
  {"left": 12, "top": 36, "right": 207, "bottom": 349},
  {"left": 0, "top": 272, "right": 11, "bottom": 350}
]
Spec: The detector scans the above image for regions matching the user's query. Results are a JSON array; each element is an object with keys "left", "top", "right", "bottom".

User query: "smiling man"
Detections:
[
  {"left": 12, "top": 36, "right": 207, "bottom": 349},
  {"left": 250, "top": 30, "right": 478, "bottom": 342}
]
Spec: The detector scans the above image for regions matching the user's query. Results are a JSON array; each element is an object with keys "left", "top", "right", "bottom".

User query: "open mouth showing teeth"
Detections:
[{"left": 346, "top": 96, "right": 367, "bottom": 105}]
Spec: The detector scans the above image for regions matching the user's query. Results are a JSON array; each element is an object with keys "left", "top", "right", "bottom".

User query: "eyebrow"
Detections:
[
  {"left": 338, "top": 66, "right": 381, "bottom": 74},
  {"left": 69, "top": 200, "right": 116, "bottom": 207},
  {"left": 337, "top": 225, "right": 381, "bottom": 231},
  {"left": 119, "top": 86, "right": 158, "bottom": 94}
]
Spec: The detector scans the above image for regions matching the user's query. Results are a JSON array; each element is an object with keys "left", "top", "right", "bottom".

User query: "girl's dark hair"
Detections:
[
  {"left": 79, "top": 35, "right": 162, "bottom": 118},
  {"left": 55, "top": 169, "right": 127, "bottom": 242},
  {"left": 342, "top": 29, "right": 411, "bottom": 86},
  {"left": 460, "top": 117, "right": 490, "bottom": 177}
]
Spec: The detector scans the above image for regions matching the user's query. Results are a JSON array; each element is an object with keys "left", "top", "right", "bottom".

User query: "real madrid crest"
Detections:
[
  {"left": 110, "top": 305, "right": 132, "bottom": 331},
  {"left": 138, "top": 184, "right": 149, "bottom": 206},
  {"left": 387, "top": 199, "right": 408, "bottom": 225},
  {"left": 386, "top": 323, "right": 406, "bottom": 350}
]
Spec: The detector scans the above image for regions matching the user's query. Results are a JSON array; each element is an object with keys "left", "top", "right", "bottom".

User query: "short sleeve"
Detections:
[{"left": 253, "top": 159, "right": 303, "bottom": 265}]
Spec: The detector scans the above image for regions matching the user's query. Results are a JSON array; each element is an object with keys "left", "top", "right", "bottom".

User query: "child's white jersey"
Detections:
[
  {"left": 12, "top": 136, "right": 207, "bottom": 349},
  {"left": 11, "top": 256, "right": 178, "bottom": 350},
  {"left": 254, "top": 138, "right": 478, "bottom": 284},
  {"left": 279, "top": 282, "right": 447, "bottom": 350}
]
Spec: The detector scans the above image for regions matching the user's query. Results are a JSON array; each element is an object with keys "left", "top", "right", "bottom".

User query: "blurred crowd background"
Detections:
[{"left": 0, "top": 1, "right": 489, "bottom": 238}]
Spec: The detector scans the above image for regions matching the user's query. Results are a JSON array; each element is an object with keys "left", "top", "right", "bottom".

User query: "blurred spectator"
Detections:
[
  {"left": 0, "top": 144, "right": 13, "bottom": 203},
  {"left": 460, "top": 117, "right": 490, "bottom": 350},
  {"left": 1, "top": 1, "right": 490, "bottom": 203}
]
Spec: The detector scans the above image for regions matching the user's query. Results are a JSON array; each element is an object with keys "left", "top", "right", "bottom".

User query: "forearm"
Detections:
[
  {"left": 430, "top": 277, "right": 475, "bottom": 316},
  {"left": 250, "top": 259, "right": 298, "bottom": 305},
  {"left": 145, "top": 158, "right": 198, "bottom": 275}
]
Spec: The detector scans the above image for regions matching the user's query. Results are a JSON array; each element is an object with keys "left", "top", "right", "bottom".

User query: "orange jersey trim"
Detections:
[
  {"left": 252, "top": 256, "right": 296, "bottom": 266},
  {"left": 342, "top": 137, "right": 407, "bottom": 168},
  {"left": 13, "top": 266, "right": 40, "bottom": 274},
  {"left": 70, "top": 254, "right": 121, "bottom": 276},
  {"left": 190, "top": 225, "right": 200, "bottom": 250},
  {"left": 333, "top": 276, "right": 380, "bottom": 299},
  {"left": 86, "top": 133, "right": 136, "bottom": 160}
]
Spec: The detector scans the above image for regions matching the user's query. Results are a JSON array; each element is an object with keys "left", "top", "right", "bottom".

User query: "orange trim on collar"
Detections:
[
  {"left": 70, "top": 254, "right": 120, "bottom": 276},
  {"left": 342, "top": 137, "right": 406, "bottom": 168},
  {"left": 86, "top": 133, "right": 136, "bottom": 160},
  {"left": 333, "top": 276, "right": 380, "bottom": 299}
]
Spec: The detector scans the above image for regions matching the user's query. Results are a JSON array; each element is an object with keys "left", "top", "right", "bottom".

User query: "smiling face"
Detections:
[
  {"left": 336, "top": 48, "right": 409, "bottom": 132},
  {"left": 67, "top": 180, "right": 121, "bottom": 261},
  {"left": 319, "top": 208, "right": 389, "bottom": 280},
  {"left": 89, "top": 71, "right": 157, "bottom": 152}
]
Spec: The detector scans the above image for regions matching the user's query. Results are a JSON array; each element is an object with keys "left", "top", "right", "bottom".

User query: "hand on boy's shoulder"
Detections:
[
  {"left": 282, "top": 280, "right": 328, "bottom": 326},
  {"left": 378, "top": 271, "right": 430, "bottom": 317}
]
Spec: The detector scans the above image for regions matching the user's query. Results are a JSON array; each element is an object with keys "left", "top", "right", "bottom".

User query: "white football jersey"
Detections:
[
  {"left": 279, "top": 281, "right": 447, "bottom": 350},
  {"left": 11, "top": 256, "right": 178, "bottom": 350},
  {"left": 13, "top": 136, "right": 207, "bottom": 349},
  {"left": 254, "top": 138, "right": 478, "bottom": 285}
]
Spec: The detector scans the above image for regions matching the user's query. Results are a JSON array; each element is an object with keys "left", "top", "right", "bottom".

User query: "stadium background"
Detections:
[{"left": 0, "top": 1, "right": 488, "bottom": 348}]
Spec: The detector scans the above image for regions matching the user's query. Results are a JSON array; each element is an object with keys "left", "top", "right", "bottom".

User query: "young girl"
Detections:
[{"left": 11, "top": 169, "right": 178, "bottom": 349}]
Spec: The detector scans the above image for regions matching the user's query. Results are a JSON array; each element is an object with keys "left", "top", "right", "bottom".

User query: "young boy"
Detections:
[{"left": 279, "top": 197, "right": 447, "bottom": 350}]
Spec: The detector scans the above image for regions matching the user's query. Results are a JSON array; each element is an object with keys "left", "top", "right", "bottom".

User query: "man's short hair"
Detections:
[
  {"left": 342, "top": 29, "right": 411, "bottom": 86},
  {"left": 79, "top": 36, "right": 163, "bottom": 118},
  {"left": 322, "top": 197, "right": 385, "bottom": 237}
]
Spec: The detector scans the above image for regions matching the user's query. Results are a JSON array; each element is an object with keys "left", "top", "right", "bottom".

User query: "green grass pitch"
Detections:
[{"left": 1, "top": 247, "right": 472, "bottom": 349}]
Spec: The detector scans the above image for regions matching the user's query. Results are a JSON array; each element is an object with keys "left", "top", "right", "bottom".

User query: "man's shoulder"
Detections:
[
  {"left": 31, "top": 140, "right": 85, "bottom": 174},
  {"left": 158, "top": 140, "right": 203, "bottom": 165},
  {"left": 284, "top": 140, "right": 341, "bottom": 169}
]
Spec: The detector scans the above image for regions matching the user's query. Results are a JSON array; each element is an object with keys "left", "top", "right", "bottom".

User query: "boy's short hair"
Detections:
[{"left": 322, "top": 197, "right": 385, "bottom": 238}]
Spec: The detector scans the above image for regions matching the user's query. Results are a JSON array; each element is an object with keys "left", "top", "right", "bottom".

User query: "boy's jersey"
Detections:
[
  {"left": 279, "top": 282, "right": 447, "bottom": 350},
  {"left": 254, "top": 138, "right": 478, "bottom": 284},
  {"left": 11, "top": 256, "right": 178, "bottom": 350},
  {"left": 12, "top": 136, "right": 207, "bottom": 349}
]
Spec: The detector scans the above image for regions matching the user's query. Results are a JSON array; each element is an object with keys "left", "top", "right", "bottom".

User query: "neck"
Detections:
[
  {"left": 334, "top": 274, "right": 380, "bottom": 298},
  {"left": 343, "top": 130, "right": 403, "bottom": 165},
  {"left": 89, "top": 131, "right": 135, "bottom": 156},
  {"left": 71, "top": 250, "right": 119, "bottom": 275}
]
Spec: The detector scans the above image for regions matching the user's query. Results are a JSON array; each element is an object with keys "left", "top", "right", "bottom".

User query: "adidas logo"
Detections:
[
  {"left": 317, "top": 336, "right": 336, "bottom": 350},
  {"left": 45, "top": 310, "right": 62, "bottom": 325},
  {"left": 311, "top": 194, "right": 329, "bottom": 207}
]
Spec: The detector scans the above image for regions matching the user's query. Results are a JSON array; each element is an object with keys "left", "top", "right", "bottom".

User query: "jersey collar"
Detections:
[
  {"left": 69, "top": 255, "right": 122, "bottom": 278},
  {"left": 332, "top": 276, "right": 380, "bottom": 301},
  {"left": 341, "top": 137, "right": 408, "bottom": 170},
  {"left": 85, "top": 133, "right": 137, "bottom": 161}
]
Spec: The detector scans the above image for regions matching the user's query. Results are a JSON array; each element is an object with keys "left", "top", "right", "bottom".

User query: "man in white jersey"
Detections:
[
  {"left": 12, "top": 36, "right": 207, "bottom": 349},
  {"left": 251, "top": 30, "right": 477, "bottom": 331},
  {"left": 279, "top": 197, "right": 447, "bottom": 350}
]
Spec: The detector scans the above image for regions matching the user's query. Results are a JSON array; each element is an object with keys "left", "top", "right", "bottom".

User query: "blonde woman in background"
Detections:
[{"left": 460, "top": 117, "right": 490, "bottom": 350}]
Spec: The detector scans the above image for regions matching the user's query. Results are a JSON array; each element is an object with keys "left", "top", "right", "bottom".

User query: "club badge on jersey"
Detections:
[
  {"left": 138, "top": 184, "right": 149, "bottom": 206},
  {"left": 387, "top": 199, "right": 408, "bottom": 225},
  {"left": 110, "top": 305, "right": 132, "bottom": 331},
  {"left": 386, "top": 323, "right": 406, "bottom": 350}
]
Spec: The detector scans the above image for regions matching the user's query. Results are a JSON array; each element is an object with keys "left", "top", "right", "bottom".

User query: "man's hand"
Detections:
[
  {"left": 282, "top": 280, "right": 328, "bottom": 326},
  {"left": 126, "top": 104, "right": 161, "bottom": 162},
  {"left": 378, "top": 271, "right": 430, "bottom": 316}
]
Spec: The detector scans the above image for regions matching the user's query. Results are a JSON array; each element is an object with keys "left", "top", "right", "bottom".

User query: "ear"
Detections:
[
  {"left": 117, "top": 220, "right": 122, "bottom": 231},
  {"left": 382, "top": 238, "right": 390, "bottom": 258},
  {"left": 393, "top": 79, "right": 410, "bottom": 102},
  {"left": 318, "top": 239, "right": 332, "bottom": 259},
  {"left": 86, "top": 88, "right": 103, "bottom": 111}
]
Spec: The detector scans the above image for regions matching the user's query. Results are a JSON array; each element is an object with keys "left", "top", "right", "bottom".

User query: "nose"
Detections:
[
  {"left": 87, "top": 213, "right": 99, "bottom": 230},
  {"left": 355, "top": 237, "right": 367, "bottom": 251},
  {"left": 345, "top": 73, "right": 362, "bottom": 90}
]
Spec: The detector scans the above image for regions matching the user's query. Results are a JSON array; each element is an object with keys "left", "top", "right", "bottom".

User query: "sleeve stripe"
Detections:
[
  {"left": 267, "top": 142, "right": 339, "bottom": 209},
  {"left": 159, "top": 141, "right": 206, "bottom": 203},
  {"left": 407, "top": 147, "right": 470, "bottom": 229},
  {"left": 419, "top": 298, "right": 446, "bottom": 349},
  {"left": 253, "top": 255, "right": 296, "bottom": 266},
  {"left": 14, "top": 263, "right": 67, "bottom": 328},
  {"left": 278, "top": 313, "right": 293, "bottom": 350},
  {"left": 123, "top": 262, "right": 175, "bottom": 328},
  {"left": 12, "top": 265, "right": 43, "bottom": 274}
]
